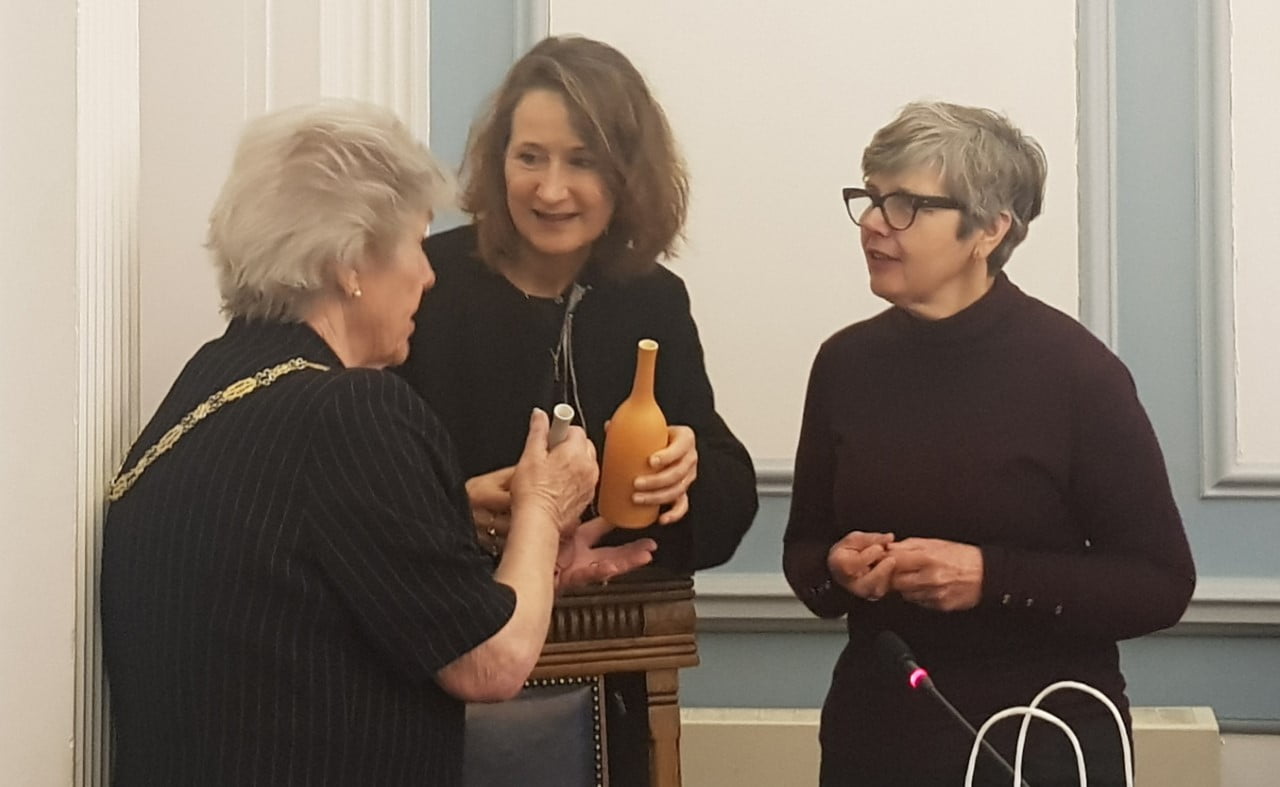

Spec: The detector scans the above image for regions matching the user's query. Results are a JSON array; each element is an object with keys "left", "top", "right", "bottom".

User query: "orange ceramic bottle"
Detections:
[{"left": 598, "top": 339, "right": 669, "bottom": 528}]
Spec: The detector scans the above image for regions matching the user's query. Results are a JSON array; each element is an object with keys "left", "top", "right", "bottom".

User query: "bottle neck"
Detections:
[{"left": 631, "top": 343, "right": 658, "bottom": 403}]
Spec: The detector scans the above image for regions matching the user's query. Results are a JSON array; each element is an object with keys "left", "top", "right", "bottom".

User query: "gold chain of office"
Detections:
[{"left": 107, "top": 357, "right": 330, "bottom": 502}]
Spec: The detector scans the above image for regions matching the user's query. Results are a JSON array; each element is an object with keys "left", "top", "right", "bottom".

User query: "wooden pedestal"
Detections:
[{"left": 530, "top": 568, "right": 699, "bottom": 787}]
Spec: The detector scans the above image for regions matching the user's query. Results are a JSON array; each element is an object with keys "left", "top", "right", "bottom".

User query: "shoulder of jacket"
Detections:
[
  {"left": 310, "top": 367, "right": 424, "bottom": 417},
  {"left": 424, "top": 224, "right": 484, "bottom": 281}
]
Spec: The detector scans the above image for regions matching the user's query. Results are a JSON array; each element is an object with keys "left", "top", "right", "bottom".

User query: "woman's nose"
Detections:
[
  {"left": 421, "top": 255, "right": 437, "bottom": 292},
  {"left": 860, "top": 205, "right": 892, "bottom": 235},
  {"left": 535, "top": 165, "right": 569, "bottom": 202}
]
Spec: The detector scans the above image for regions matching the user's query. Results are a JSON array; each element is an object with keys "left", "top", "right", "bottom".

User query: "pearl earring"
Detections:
[{"left": 353, "top": 288, "right": 363, "bottom": 298}]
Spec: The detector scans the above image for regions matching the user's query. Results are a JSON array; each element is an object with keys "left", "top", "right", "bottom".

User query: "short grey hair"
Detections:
[
  {"left": 861, "top": 101, "right": 1046, "bottom": 273},
  {"left": 207, "top": 100, "right": 454, "bottom": 320}
]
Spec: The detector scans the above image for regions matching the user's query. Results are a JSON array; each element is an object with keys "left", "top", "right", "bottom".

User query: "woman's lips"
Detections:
[
  {"left": 865, "top": 248, "right": 899, "bottom": 263},
  {"left": 533, "top": 209, "right": 577, "bottom": 222}
]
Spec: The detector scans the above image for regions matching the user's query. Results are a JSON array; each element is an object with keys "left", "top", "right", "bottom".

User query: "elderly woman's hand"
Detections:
[
  {"left": 467, "top": 466, "right": 514, "bottom": 554},
  {"left": 887, "top": 538, "right": 984, "bottom": 612},
  {"left": 554, "top": 517, "right": 657, "bottom": 590},
  {"left": 828, "top": 531, "right": 897, "bottom": 602},
  {"left": 509, "top": 409, "right": 599, "bottom": 537},
  {"left": 632, "top": 424, "right": 698, "bottom": 525}
]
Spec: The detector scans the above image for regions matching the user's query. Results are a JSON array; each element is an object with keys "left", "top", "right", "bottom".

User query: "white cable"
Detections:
[
  {"left": 1014, "top": 681, "right": 1134, "bottom": 787},
  {"left": 965, "top": 706, "right": 1087, "bottom": 787}
]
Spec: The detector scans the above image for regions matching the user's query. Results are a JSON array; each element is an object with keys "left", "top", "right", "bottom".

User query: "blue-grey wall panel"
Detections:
[
  {"left": 1115, "top": 0, "right": 1280, "bottom": 577},
  {"left": 687, "top": 631, "right": 1280, "bottom": 724}
]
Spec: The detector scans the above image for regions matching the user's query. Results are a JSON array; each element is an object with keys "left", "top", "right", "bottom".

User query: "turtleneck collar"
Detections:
[{"left": 885, "top": 272, "right": 1023, "bottom": 345}]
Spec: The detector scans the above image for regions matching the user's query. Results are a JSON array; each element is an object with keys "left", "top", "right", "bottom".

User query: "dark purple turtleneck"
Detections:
[{"left": 783, "top": 273, "right": 1194, "bottom": 785}]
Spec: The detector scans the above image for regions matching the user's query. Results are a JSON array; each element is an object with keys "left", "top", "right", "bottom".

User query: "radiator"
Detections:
[{"left": 680, "top": 706, "right": 1221, "bottom": 786}]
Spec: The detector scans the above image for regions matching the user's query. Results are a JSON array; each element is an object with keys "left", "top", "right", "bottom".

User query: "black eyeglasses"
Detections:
[{"left": 842, "top": 187, "right": 966, "bottom": 231}]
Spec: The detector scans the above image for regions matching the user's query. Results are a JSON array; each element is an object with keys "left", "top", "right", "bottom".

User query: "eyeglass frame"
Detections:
[{"left": 842, "top": 186, "right": 967, "bottom": 231}]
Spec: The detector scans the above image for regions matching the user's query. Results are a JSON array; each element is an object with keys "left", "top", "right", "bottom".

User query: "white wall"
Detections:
[
  {"left": 0, "top": 1, "right": 79, "bottom": 783},
  {"left": 547, "top": 0, "right": 1080, "bottom": 461},
  {"left": 137, "top": 0, "right": 430, "bottom": 418}
]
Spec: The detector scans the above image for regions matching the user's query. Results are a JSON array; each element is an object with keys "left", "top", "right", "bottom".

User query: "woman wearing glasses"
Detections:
[{"left": 783, "top": 102, "right": 1195, "bottom": 786}]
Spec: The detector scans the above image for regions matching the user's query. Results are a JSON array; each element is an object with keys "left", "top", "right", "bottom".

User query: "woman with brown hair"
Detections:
[
  {"left": 394, "top": 34, "right": 759, "bottom": 785},
  {"left": 396, "top": 34, "right": 757, "bottom": 582}
]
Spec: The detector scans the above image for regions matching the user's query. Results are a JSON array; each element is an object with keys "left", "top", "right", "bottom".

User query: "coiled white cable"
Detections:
[
  {"left": 1014, "top": 681, "right": 1134, "bottom": 787},
  {"left": 965, "top": 706, "right": 1087, "bottom": 787}
]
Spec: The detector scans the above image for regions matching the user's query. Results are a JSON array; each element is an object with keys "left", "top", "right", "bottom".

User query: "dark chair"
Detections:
[
  {"left": 463, "top": 676, "right": 607, "bottom": 787},
  {"left": 465, "top": 568, "right": 697, "bottom": 787}
]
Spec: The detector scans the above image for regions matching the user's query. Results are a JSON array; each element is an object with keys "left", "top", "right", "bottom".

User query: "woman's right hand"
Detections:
[
  {"left": 509, "top": 408, "right": 599, "bottom": 537},
  {"left": 467, "top": 466, "right": 515, "bottom": 554},
  {"left": 827, "top": 531, "right": 896, "bottom": 602}
]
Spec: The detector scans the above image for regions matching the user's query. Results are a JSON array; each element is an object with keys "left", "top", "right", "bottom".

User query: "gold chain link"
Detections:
[{"left": 108, "top": 357, "right": 329, "bottom": 502}]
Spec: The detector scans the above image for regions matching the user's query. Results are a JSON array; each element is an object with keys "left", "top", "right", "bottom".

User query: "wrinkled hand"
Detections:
[
  {"left": 631, "top": 424, "right": 697, "bottom": 525},
  {"left": 467, "top": 466, "right": 514, "bottom": 553},
  {"left": 887, "top": 538, "right": 984, "bottom": 612},
  {"left": 510, "top": 409, "right": 598, "bottom": 537},
  {"left": 827, "top": 531, "right": 896, "bottom": 602},
  {"left": 554, "top": 517, "right": 657, "bottom": 590}
]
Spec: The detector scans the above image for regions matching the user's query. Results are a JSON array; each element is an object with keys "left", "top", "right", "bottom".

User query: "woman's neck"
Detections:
[
  {"left": 304, "top": 298, "right": 364, "bottom": 368},
  {"left": 500, "top": 243, "right": 590, "bottom": 298}
]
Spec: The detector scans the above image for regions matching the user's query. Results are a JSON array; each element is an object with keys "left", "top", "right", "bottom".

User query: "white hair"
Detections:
[{"left": 207, "top": 100, "right": 454, "bottom": 320}]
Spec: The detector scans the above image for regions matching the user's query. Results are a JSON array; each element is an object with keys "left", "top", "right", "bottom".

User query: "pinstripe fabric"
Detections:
[{"left": 101, "top": 319, "right": 516, "bottom": 786}]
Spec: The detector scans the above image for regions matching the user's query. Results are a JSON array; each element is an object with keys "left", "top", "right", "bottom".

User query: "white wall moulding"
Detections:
[
  {"left": 139, "top": 0, "right": 433, "bottom": 419},
  {"left": 320, "top": 0, "right": 431, "bottom": 141},
  {"left": 1198, "top": 0, "right": 1280, "bottom": 498},
  {"left": 1077, "top": 0, "right": 1119, "bottom": 350},
  {"left": 693, "top": 573, "right": 1280, "bottom": 634},
  {"left": 75, "top": 1, "right": 142, "bottom": 784},
  {"left": 514, "top": 0, "right": 549, "bottom": 58}
]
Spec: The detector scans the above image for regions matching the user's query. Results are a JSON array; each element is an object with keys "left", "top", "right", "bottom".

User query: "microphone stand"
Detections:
[
  {"left": 914, "top": 672, "right": 1031, "bottom": 787},
  {"left": 876, "top": 631, "right": 1031, "bottom": 787}
]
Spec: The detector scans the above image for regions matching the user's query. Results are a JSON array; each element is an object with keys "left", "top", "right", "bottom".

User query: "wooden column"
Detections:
[{"left": 645, "top": 668, "right": 683, "bottom": 787}]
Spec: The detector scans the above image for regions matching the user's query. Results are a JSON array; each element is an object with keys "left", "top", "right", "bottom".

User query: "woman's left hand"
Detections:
[
  {"left": 886, "top": 538, "right": 984, "bottom": 612},
  {"left": 632, "top": 425, "right": 698, "bottom": 525},
  {"left": 555, "top": 517, "right": 657, "bottom": 590}
]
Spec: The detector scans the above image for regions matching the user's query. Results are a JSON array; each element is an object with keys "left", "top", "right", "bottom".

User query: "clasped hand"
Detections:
[
  {"left": 826, "top": 532, "right": 984, "bottom": 612},
  {"left": 472, "top": 409, "right": 656, "bottom": 588}
]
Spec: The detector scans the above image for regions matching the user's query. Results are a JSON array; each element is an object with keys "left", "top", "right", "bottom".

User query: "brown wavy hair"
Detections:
[{"left": 461, "top": 35, "right": 689, "bottom": 279}]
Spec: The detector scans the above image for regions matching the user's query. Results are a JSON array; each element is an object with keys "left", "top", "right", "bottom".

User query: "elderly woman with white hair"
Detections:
[
  {"left": 100, "top": 100, "right": 654, "bottom": 786},
  {"left": 783, "top": 102, "right": 1196, "bottom": 786}
]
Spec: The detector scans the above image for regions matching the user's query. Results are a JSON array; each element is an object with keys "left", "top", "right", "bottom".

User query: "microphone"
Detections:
[{"left": 874, "top": 631, "right": 1030, "bottom": 787}]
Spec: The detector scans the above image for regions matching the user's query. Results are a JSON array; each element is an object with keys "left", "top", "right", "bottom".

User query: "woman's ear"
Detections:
[
  {"left": 977, "top": 211, "right": 1013, "bottom": 259},
  {"left": 337, "top": 266, "right": 362, "bottom": 299}
]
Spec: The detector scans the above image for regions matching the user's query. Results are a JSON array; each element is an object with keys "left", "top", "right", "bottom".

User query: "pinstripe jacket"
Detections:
[{"left": 101, "top": 318, "right": 513, "bottom": 786}]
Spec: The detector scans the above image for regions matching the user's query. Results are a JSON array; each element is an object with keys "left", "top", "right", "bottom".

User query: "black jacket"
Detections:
[
  {"left": 102, "top": 319, "right": 514, "bottom": 786},
  {"left": 396, "top": 224, "right": 758, "bottom": 571}
]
